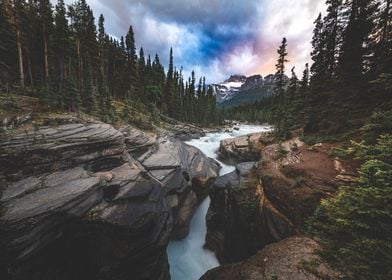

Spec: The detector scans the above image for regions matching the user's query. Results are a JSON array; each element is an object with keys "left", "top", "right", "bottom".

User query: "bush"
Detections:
[
  {"left": 307, "top": 135, "right": 392, "bottom": 279},
  {"left": 274, "top": 143, "right": 288, "bottom": 160},
  {"left": 280, "top": 165, "right": 305, "bottom": 179},
  {"left": 361, "top": 110, "right": 392, "bottom": 144}
]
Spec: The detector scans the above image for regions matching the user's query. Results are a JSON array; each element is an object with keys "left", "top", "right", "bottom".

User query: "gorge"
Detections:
[{"left": 167, "top": 125, "right": 271, "bottom": 280}]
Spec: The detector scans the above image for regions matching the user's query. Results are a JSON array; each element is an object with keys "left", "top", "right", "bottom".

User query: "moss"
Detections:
[
  {"left": 274, "top": 143, "right": 288, "bottom": 160},
  {"left": 280, "top": 165, "right": 305, "bottom": 179},
  {"left": 328, "top": 147, "right": 351, "bottom": 159},
  {"left": 300, "top": 130, "right": 355, "bottom": 146},
  {"left": 293, "top": 176, "right": 305, "bottom": 188},
  {"left": 298, "top": 258, "right": 332, "bottom": 280}
]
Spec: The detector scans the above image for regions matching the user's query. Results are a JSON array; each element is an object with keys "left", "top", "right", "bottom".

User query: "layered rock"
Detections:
[
  {"left": 218, "top": 132, "right": 272, "bottom": 163},
  {"left": 204, "top": 136, "right": 357, "bottom": 278},
  {"left": 201, "top": 235, "right": 341, "bottom": 280},
  {"left": 205, "top": 161, "right": 295, "bottom": 264},
  {"left": 0, "top": 119, "right": 218, "bottom": 280}
]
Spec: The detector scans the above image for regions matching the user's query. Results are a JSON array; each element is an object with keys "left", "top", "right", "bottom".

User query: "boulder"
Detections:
[
  {"left": 205, "top": 161, "right": 295, "bottom": 264},
  {"left": 0, "top": 120, "right": 219, "bottom": 279},
  {"left": 218, "top": 132, "right": 266, "bottom": 164},
  {"left": 136, "top": 134, "right": 219, "bottom": 239},
  {"left": 201, "top": 236, "right": 341, "bottom": 280}
]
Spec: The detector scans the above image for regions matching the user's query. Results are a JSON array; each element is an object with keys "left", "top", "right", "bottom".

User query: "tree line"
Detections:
[
  {"left": 227, "top": 0, "right": 391, "bottom": 138},
  {"left": 0, "top": 0, "right": 221, "bottom": 126},
  {"left": 251, "top": 0, "right": 390, "bottom": 278}
]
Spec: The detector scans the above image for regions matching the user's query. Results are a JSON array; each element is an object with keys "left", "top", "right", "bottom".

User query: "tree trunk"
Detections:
[
  {"left": 43, "top": 24, "right": 49, "bottom": 80},
  {"left": 16, "top": 25, "right": 24, "bottom": 88}
]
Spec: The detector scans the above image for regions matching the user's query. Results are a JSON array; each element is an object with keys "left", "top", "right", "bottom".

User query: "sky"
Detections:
[{"left": 52, "top": 0, "right": 326, "bottom": 83}]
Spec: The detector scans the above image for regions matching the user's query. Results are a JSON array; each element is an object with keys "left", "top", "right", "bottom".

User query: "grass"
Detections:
[
  {"left": 300, "top": 130, "right": 355, "bottom": 146},
  {"left": 280, "top": 165, "right": 305, "bottom": 179},
  {"left": 274, "top": 143, "right": 288, "bottom": 160},
  {"left": 328, "top": 147, "right": 351, "bottom": 159},
  {"left": 298, "top": 258, "right": 334, "bottom": 280}
]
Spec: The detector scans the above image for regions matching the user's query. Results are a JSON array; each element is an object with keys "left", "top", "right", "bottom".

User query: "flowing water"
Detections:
[{"left": 167, "top": 125, "right": 272, "bottom": 280}]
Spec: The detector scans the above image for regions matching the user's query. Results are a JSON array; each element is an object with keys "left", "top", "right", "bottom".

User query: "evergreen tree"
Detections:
[
  {"left": 137, "top": 47, "right": 145, "bottom": 100},
  {"left": 323, "top": 0, "right": 343, "bottom": 79},
  {"left": 307, "top": 133, "right": 392, "bottom": 279},
  {"left": 273, "top": 37, "right": 289, "bottom": 138},
  {"left": 52, "top": 0, "right": 70, "bottom": 107},
  {"left": 13, "top": 0, "right": 26, "bottom": 88},
  {"left": 337, "top": 0, "right": 379, "bottom": 95},
  {"left": 164, "top": 47, "right": 174, "bottom": 116},
  {"left": 37, "top": 0, "right": 53, "bottom": 82},
  {"left": 310, "top": 13, "right": 326, "bottom": 91},
  {"left": 125, "top": 25, "right": 137, "bottom": 99},
  {"left": 0, "top": 0, "right": 18, "bottom": 91},
  {"left": 369, "top": 0, "right": 391, "bottom": 77}
]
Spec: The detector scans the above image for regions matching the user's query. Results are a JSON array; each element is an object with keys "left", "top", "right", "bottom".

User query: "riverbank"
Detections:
[
  {"left": 0, "top": 99, "right": 222, "bottom": 280},
  {"left": 167, "top": 125, "right": 272, "bottom": 280},
  {"left": 200, "top": 131, "right": 356, "bottom": 279}
]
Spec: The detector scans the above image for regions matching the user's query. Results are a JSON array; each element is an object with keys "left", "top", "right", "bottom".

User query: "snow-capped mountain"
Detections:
[
  {"left": 212, "top": 73, "right": 289, "bottom": 106},
  {"left": 212, "top": 75, "right": 247, "bottom": 103}
]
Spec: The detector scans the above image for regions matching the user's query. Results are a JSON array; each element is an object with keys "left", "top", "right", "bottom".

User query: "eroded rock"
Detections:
[
  {"left": 0, "top": 119, "right": 219, "bottom": 280},
  {"left": 218, "top": 132, "right": 269, "bottom": 163},
  {"left": 201, "top": 235, "right": 341, "bottom": 280},
  {"left": 205, "top": 161, "right": 296, "bottom": 264}
]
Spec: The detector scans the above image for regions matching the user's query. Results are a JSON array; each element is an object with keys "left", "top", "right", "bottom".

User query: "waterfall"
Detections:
[{"left": 167, "top": 125, "right": 271, "bottom": 280}]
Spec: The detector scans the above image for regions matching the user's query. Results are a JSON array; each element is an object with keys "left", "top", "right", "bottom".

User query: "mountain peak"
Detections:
[{"left": 225, "top": 74, "right": 247, "bottom": 83}]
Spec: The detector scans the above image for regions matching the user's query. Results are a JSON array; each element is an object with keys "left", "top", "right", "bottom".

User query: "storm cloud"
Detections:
[{"left": 53, "top": 0, "right": 326, "bottom": 83}]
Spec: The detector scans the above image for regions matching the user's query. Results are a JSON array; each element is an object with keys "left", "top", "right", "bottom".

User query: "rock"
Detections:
[
  {"left": 169, "top": 189, "right": 197, "bottom": 239},
  {"left": 219, "top": 133, "right": 266, "bottom": 164},
  {"left": 137, "top": 134, "right": 219, "bottom": 239},
  {"left": 205, "top": 161, "right": 295, "bottom": 264},
  {"left": 0, "top": 122, "right": 125, "bottom": 181},
  {"left": 158, "top": 114, "right": 206, "bottom": 141},
  {"left": 201, "top": 235, "right": 342, "bottom": 280},
  {"left": 0, "top": 120, "right": 219, "bottom": 280},
  {"left": 233, "top": 126, "right": 240, "bottom": 131}
]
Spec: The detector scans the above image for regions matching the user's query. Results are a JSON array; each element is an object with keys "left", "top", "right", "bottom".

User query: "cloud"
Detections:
[{"left": 51, "top": 0, "right": 326, "bottom": 83}]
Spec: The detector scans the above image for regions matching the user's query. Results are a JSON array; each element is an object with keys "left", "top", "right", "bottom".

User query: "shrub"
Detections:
[
  {"left": 274, "top": 143, "right": 288, "bottom": 160},
  {"left": 307, "top": 135, "right": 392, "bottom": 279},
  {"left": 361, "top": 110, "right": 392, "bottom": 144}
]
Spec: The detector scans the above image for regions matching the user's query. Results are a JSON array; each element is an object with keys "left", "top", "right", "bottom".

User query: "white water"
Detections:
[{"left": 167, "top": 124, "right": 271, "bottom": 280}]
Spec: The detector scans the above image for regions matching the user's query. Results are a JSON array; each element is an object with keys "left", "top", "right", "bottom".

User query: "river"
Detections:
[{"left": 167, "top": 124, "right": 272, "bottom": 280}]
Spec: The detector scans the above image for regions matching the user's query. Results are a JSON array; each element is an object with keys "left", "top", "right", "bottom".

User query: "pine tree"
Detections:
[
  {"left": 323, "top": 0, "right": 343, "bottom": 79},
  {"left": 137, "top": 47, "right": 145, "bottom": 100},
  {"left": 369, "top": 0, "right": 391, "bottom": 77},
  {"left": 273, "top": 37, "right": 289, "bottom": 138},
  {"left": 337, "top": 0, "right": 379, "bottom": 95},
  {"left": 310, "top": 13, "right": 327, "bottom": 91},
  {"left": 13, "top": 0, "right": 26, "bottom": 88},
  {"left": 37, "top": 0, "right": 53, "bottom": 82},
  {"left": 0, "top": 0, "right": 18, "bottom": 91},
  {"left": 52, "top": 0, "right": 70, "bottom": 108},
  {"left": 164, "top": 47, "right": 174, "bottom": 116},
  {"left": 125, "top": 25, "right": 137, "bottom": 99},
  {"left": 68, "top": 0, "right": 98, "bottom": 114}
]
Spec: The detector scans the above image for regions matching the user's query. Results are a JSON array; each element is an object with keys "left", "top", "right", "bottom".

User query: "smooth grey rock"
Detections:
[{"left": 0, "top": 120, "right": 219, "bottom": 280}]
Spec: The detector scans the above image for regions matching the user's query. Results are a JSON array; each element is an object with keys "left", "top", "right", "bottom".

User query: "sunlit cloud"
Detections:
[{"left": 51, "top": 0, "right": 326, "bottom": 83}]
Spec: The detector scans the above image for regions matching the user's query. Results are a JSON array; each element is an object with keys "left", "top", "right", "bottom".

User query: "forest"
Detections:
[
  {"left": 0, "top": 0, "right": 392, "bottom": 279},
  {"left": 226, "top": 0, "right": 392, "bottom": 278},
  {"left": 227, "top": 0, "right": 391, "bottom": 138},
  {"left": 0, "top": 0, "right": 221, "bottom": 126}
]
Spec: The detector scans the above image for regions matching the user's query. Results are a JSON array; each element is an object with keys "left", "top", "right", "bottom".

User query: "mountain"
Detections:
[
  {"left": 212, "top": 74, "right": 289, "bottom": 108},
  {"left": 211, "top": 75, "right": 247, "bottom": 103}
]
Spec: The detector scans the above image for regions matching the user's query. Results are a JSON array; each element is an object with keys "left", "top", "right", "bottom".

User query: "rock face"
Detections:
[
  {"left": 205, "top": 161, "right": 295, "bottom": 264},
  {"left": 204, "top": 136, "right": 357, "bottom": 278},
  {"left": 201, "top": 235, "right": 341, "bottom": 280},
  {"left": 240, "top": 75, "right": 263, "bottom": 91},
  {"left": 0, "top": 119, "right": 219, "bottom": 280},
  {"left": 218, "top": 132, "right": 269, "bottom": 163}
]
